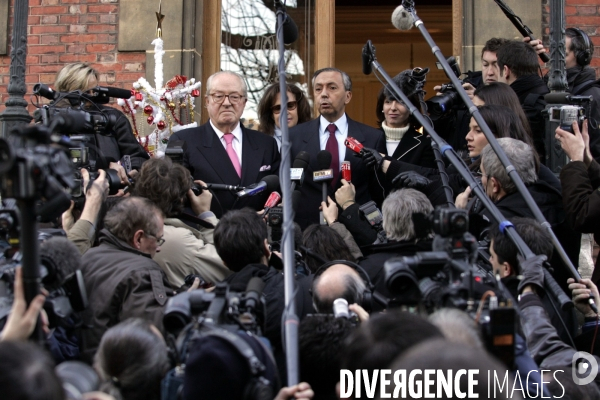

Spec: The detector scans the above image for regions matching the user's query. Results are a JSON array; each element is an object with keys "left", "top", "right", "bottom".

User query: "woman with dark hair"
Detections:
[
  {"left": 94, "top": 318, "right": 169, "bottom": 400},
  {"left": 378, "top": 104, "right": 560, "bottom": 205},
  {"left": 257, "top": 82, "right": 312, "bottom": 150},
  {"left": 473, "top": 82, "right": 533, "bottom": 141},
  {"left": 375, "top": 70, "right": 436, "bottom": 169}
]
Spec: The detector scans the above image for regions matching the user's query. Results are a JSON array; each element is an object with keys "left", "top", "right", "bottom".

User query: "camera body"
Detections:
[
  {"left": 425, "top": 56, "right": 470, "bottom": 120},
  {"left": 548, "top": 104, "right": 586, "bottom": 134}
]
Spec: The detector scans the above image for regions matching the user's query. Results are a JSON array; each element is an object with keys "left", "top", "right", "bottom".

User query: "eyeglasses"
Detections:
[
  {"left": 272, "top": 101, "right": 298, "bottom": 114},
  {"left": 208, "top": 93, "right": 245, "bottom": 104},
  {"left": 144, "top": 232, "right": 165, "bottom": 246}
]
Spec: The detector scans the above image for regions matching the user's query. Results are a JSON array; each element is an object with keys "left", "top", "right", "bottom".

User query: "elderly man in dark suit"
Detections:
[
  {"left": 289, "top": 67, "right": 386, "bottom": 229},
  {"left": 169, "top": 71, "right": 280, "bottom": 217}
]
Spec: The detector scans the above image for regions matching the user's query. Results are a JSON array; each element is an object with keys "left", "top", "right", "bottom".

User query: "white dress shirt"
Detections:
[
  {"left": 210, "top": 120, "right": 243, "bottom": 166},
  {"left": 319, "top": 114, "right": 348, "bottom": 172}
]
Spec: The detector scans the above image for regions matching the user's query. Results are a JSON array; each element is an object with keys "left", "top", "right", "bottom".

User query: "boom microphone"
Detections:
[
  {"left": 237, "top": 175, "right": 280, "bottom": 198},
  {"left": 391, "top": 2, "right": 416, "bottom": 31},
  {"left": 362, "top": 41, "right": 374, "bottom": 75},
  {"left": 275, "top": 0, "right": 299, "bottom": 45},
  {"left": 203, "top": 183, "right": 243, "bottom": 191}
]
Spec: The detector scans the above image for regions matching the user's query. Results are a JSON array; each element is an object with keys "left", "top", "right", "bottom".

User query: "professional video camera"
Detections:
[
  {"left": 425, "top": 56, "right": 476, "bottom": 120},
  {"left": 384, "top": 207, "right": 516, "bottom": 367},
  {"left": 163, "top": 279, "right": 267, "bottom": 337},
  {"left": 33, "top": 83, "right": 130, "bottom": 199},
  {"left": 384, "top": 207, "right": 495, "bottom": 307}
]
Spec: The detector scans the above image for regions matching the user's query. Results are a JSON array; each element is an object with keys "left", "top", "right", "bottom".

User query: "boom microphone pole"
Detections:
[
  {"left": 274, "top": 0, "right": 299, "bottom": 386},
  {"left": 363, "top": 42, "right": 572, "bottom": 312},
  {"left": 389, "top": 2, "right": 593, "bottom": 311}
]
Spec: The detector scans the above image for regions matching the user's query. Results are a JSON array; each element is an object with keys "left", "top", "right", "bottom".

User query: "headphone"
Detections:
[
  {"left": 312, "top": 260, "right": 387, "bottom": 311},
  {"left": 570, "top": 27, "right": 594, "bottom": 66}
]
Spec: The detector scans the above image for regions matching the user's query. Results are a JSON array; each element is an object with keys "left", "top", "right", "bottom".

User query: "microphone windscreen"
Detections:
[
  {"left": 40, "top": 237, "right": 82, "bottom": 289},
  {"left": 261, "top": 175, "right": 281, "bottom": 193},
  {"left": 391, "top": 5, "right": 415, "bottom": 31},
  {"left": 362, "top": 42, "right": 373, "bottom": 75},
  {"left": 246, "top": 276, "right": 266, "bottom": 297},
  {"left": 545, "top": 92, "right": 570, "bottom": 104},
  {"left": 276, "top": 15, "right": 298, "bottom": 44},
  {"left": 317, "top": 150, "right": 332, "bottom": 170},
  {"left": 293, "top": 151, "right": 310, "bottom": 170}
]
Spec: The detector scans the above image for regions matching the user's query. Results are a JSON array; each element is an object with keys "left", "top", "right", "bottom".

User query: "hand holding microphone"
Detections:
[{"left": 345, "top": 137, "right": 383, "bottom": 170}]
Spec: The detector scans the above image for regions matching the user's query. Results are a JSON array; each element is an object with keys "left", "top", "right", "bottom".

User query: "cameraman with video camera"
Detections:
[{"left": 52, "top": 63, "right": 149, "bottom": 183}]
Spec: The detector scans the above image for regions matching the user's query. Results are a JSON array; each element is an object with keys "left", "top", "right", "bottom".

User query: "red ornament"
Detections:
[
  {"left": 147, "top": 116, "right": 154, "bottom": 124},
  {"left": 160, "top": 96, "right": 166, "bottom": 102},
  {"left": 191, "top": 89, "right": 200, "bottom": 97},
  {"left": 144, "top": 105, "right": 153, "bottom": 115},
  {"left": 176, "top": 75, "right": 187, "bottom": 85},
  {"left": 135, "top": 92, "right": 143, "bottom": 101},
  {"left": 157, "top": 120, "right": 166, "bottom": 130}
]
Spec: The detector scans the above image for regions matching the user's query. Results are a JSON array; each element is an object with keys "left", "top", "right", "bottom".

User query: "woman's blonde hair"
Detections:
[{"left": 54, "top": 62, "right": 99, "bottom": 92}]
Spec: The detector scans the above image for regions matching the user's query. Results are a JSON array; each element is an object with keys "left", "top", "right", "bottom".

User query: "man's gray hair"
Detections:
[
  {"left": 104, "top": 197, "right": 163, "bottom": 244},
  {"left": 206, "top": 71, "right": 248, "bottom": 97},
  {"left": 312, "top": 266, "right": 365, "bottom": 313},
  {"left": 312, "top": 67, "right": 352, "bottom": 91},
  {"left": 382, "top": 188, "right": 434, "bottom": 242},
  {"left": 481, "top": 138, "right": 537, "bottom": 194}
]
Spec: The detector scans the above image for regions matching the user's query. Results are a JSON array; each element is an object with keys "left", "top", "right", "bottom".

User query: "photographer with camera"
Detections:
[
  {"left": 62, "top": 168, "right": 109, "bottom": 255},
  {"left": 79, "top": 196, "right": 173, "bottom": 363},
  {"left": 53, "top": 63, "right": 149, "bottom": 182},
  {"left": 557, "top": 120, "right": 600, "bottom": 286},
  {"left": 132, "top": 158, "right": 230, "bottom": 289}
]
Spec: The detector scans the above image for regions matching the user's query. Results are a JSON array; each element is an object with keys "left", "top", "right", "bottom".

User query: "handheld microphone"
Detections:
[
  {"left": 236, "top": 175, "right": 280, "bottom": 198},
  {"left": 203, "top": 183, "right": 244, "bottom": 191},
  {"left": 344, "top": 137, "right": 365, "bottom": 155},
  {"left": 236, "top": 181, "right": 267, "bottom": 198},
  {"left": 362, "top": 41, "right": 374, "bottom": 75},
  {"left": 314, "top": 150, "right": 333, "bottom": 225},
  {"left": 263, "top": 191, "right": 282, "bottom": 215},
  {"left": 391, "top": 1, "right": 416, "bottom": 31},
  {"left": 291, "top": 151, "right": 310, "bottom": 190}
]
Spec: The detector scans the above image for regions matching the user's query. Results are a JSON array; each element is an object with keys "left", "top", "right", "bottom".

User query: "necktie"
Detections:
[
  {"left": 223, "top": 133, "right": 241, "bottom": 178},
  {"left": 325, "top": 123, "right": 339, "bottom": 187}
]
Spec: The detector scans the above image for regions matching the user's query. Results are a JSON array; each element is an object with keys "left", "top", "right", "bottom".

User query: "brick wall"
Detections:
[
  {"left": 0, "top": 0, "right": 146, "bottom": 113},
  {"left": 543, "top": 0, "right": 600, "bottom": 76}
]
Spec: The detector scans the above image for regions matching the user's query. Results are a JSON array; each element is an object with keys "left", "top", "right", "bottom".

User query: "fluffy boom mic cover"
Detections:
[{"left": 391, "top": 5, "right": 416, "bottom": 31}]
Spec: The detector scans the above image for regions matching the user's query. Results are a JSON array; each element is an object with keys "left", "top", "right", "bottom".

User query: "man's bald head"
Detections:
[{"left": 312, "top": 263, "right": 366, "bottom": 313}]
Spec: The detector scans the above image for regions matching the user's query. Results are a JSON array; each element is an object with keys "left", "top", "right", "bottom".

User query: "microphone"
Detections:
[
  {"left": 291, "top": 151, "right": 310, "bottom": 190},
  {"left": 314, "top": 150, "right": 333, "bottom": 225},
  {"left": 236, "top": 175, "right": 280, "bottom": 198},
  {"left": 391, "top": 1, "right": 416, "bottom": 31},
  {"left": 344, "top": 137, "right": 365, "bottom": 155},
  {"left": 544, "top": 92, "right": 571, "bottom": 104},
  {"left": 93, "top": 86, "right": 133, "bottom": 99},
  {"left": 362, "top": 40, "right": 374, "bottom": 75},
  {"left": 275, "top": 1, "right": 298, "bottom": 44},
  {"left": 244, "top": 276, "right": 266, "bottom": 314},
  {"left": 263, "top": 191, "right": 282, "bottom": 215},
  {"left": 203, "top": 183, "right": 243, "bottom": 191}
]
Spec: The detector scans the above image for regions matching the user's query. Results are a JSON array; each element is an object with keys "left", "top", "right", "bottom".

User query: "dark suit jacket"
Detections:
[
  {"left": 289, "top": 116, "right": 386, "bottom": 229},
  {"left": 169, "top": 122, "right": 280, "bottom": 217}
]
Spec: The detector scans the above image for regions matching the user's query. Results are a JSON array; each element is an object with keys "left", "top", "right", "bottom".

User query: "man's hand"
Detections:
[
  {"left": 349, "top": 303, "right": 369, "bottom": 322},
  {"left": 321, "top": 196, "right": 339, "bottom": 225},
  {"left": 555, "top": 121, "right": 587, "bottom": 163},
  {"left": 108, "top": 161, "right": 129, "bottom": 186},
  {"left": 568, "top": 277, "right": 600, "bottom": 318},
  {"left": 455, "top": 187, "right": 472, "bottom": 209},
  {"left": 391, "top": 171, "right": 431, "bottom": 190},
  {"left": 463, "top": 82, "right": 476, "bottom": 100},
  {"left": 188, "top": 179, "right": 213, "bottom": 216},
  {"left": 523, "top": 36, "right": 547, "bottom": 56},
  {"left": 274, "top": 382, "right": 314, "bottom": 400},
  {"left": 0, "top": 267, "right": 46, "bottom": 341},
  {"left": 61, "top": 201, "right": 76, "bottom": 232},
  {"left": 335, "top": 179, "right": 356, "bottom": 210},
  {"left": 83, "top": 168, "right": 109, "bottom": 200},
  {"left": 359, "top": 147, "right": 384, "bottom": 170},
  {"left": 517, "top": 254, "right": 547, "bottom": 295}
]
